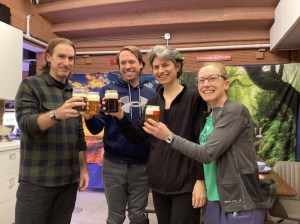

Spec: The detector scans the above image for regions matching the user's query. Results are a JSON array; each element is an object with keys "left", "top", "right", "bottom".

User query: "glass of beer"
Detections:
[
  {"left": 72, "top": 86, "right": 88, "bottom": 111},
  {"left": 87, "top": 91, "right": 100, "bottom": 115},
  {"left": 105, "top": 90, "right": 118, "bottom": 112},
  {"left": 145, "top": 105, "right": 160, "bottom": 123}
]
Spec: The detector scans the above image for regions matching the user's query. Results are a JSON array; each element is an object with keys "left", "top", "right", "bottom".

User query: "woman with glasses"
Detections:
[
  {"left": 106, "top": 45, "right": 207, "bottom": 224},
  {"left": 143, "top": 62, "right": 269, "bottom": 224}
]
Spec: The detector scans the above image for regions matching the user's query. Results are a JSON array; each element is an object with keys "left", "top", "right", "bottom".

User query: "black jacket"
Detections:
[{"left": 117, "top": 85, "right": 207, "bottom": 194}]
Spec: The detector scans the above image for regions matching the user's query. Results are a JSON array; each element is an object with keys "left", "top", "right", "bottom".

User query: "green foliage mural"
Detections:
[
  {"left": 181, "top": 63, "right": 300, "bottom": 166},
  {"left": 179, "top": 71, "right": 198, "bottom": 90}
]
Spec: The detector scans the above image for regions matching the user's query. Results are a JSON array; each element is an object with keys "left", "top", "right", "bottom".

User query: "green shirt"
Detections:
[
  {"left": 15, "top": 72, "right": 87, "bottom": 187},
  {"left": 200, "top": 115, "right": 219, "bottom": 201}
]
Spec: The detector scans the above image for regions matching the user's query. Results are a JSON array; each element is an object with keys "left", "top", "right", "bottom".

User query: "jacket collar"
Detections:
[{"left": 43, "top": 72, "right": 72, "bottom": 91}]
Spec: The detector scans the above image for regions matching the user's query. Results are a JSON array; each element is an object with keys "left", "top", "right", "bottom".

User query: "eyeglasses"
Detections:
[{"left": 195, "top": 74, "right": 227, "bottom": 85}]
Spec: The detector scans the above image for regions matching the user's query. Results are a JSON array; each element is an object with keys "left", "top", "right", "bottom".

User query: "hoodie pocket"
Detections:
[{"left": 220, "top": 178, "right": 243, "bottom": 205}]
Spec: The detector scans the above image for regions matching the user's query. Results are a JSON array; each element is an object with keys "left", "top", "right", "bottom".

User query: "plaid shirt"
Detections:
[{"left": 15, "top": 72, "right": 87, "bottom": 187}]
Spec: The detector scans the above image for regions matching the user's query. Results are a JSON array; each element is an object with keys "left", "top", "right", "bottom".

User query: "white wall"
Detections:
[{"left": 0, "top": 22, "right": 22, "bottom": 100}]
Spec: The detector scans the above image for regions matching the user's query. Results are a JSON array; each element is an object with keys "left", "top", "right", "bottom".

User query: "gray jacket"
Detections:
[{"left": 171, "top": 99, "right": 270, "bottom": 212}]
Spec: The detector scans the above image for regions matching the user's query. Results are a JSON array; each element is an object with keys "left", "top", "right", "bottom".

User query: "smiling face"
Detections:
[
  {"left": 118, "top": 50, "right": 143, "bottom": 86},
  {"left": 46, "top": 43, "right": 75, "bottom": 83},
  {"left": 197, "top": 64, "right": 230, "bottom": 108},
  {"left": 152, "top": 57, "right": 179, "bottom": 86}
]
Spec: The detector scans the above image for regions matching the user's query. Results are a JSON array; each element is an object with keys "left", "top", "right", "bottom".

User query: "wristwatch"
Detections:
[
  {"left": 165, "top": 133, "right": 174, "bottom": 144},
  {"left": 49, "top": 110, "right": 60, "bottom": 121}
]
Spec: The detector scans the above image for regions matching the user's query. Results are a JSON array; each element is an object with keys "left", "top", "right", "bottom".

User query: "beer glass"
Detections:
[
  {"left": 145, "top": 105, "right": 160, "bottom": 123},
  {"left": 87, "top": 91, "right": 100, "bottom": 115},
  {"left": 72, "top": 86, "right": 88, "bottom": 111},
  {"left": 105, "top": 90, "right": 118, "bottom": 112}
]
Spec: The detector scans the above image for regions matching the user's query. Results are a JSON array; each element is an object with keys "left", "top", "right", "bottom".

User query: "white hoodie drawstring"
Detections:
[
  {"left": 127, "top": 83, "right": 142, "bottom": 119},
  {"left": 138, "top": 85, "right": 141, "bottom": 116},
  {"left": 127, "top": 84, "right": 132, "bottom": 119}
]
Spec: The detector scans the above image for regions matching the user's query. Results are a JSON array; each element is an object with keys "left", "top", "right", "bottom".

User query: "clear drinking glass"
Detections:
[
  {"left": 145, "top": 105, "right": 160, "bottom": 123},
  {"left": 104, "top": 90, "right": 119, "bottom": 112},
  {"left": 72, "top": 86, "right": 88, "bottom": 111},
  {"left": 87, "top": 91, "right": 100, "bottom": 115}
]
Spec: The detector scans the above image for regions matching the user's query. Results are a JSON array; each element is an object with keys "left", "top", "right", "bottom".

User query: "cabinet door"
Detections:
[
  {"left": 0, "top": 149, "right": 20, "bottom": 177},
  {"left": 0, "top": 173, "right": 19, "bottom": 203},
  {"left": 0, "top": 198, "right": 16, "bottom": 224}
]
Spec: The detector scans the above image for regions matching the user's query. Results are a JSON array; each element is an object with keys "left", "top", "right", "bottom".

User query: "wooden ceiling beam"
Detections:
[
  {"left": 37, "top": 0, "right": 141, "bottom": 14},
  {"left": 52, "top": 7, "right": 274, "bottom": 33}
]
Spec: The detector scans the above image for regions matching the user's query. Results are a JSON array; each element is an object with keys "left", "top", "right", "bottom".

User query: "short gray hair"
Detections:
[{"left": 148, "top": 45, "right": 184, "bottom": 78}]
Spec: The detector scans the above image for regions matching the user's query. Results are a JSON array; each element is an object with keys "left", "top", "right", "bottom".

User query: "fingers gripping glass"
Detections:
[{"left": 195, "top": 74, "right": 226, "bottom": 85}]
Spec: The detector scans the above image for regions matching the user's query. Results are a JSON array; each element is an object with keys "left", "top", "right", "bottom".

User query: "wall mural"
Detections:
[{"left": 70, "top": 63, "right": 300, "bottom": 188}]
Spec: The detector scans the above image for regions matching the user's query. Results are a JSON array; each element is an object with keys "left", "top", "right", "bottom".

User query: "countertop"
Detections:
[{"left": 0, "top": 140, "right": 20, "bottom": 152}]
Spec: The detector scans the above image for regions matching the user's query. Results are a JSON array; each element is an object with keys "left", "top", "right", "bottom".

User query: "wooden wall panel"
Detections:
[
  {"left": 72, "top": 49, "right": 293, "bottom": 74},
  {"left": 73, "top": 54, "right": 151, "bottom": 74},
  {"left": 291, "top": 51, "right": 300, "bottom": 63}
]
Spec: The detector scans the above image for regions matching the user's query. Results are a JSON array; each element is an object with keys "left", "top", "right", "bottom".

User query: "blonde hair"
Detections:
[{"left": 199, "top": 62, "right": 228, "bottom": 79}]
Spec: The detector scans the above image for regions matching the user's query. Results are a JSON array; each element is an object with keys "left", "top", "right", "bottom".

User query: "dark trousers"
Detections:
[
  {"left": 204, "top": 201, "right": 265, "bottom": 224},
  {"left": 15, "top": 181, "right": 78, "bottom": 224},
  {"left": 152, "top": 191, "right": 200, "bottom": 224},
  {"left": 103, "top": 157, "right": 149, "bottom": 224}
]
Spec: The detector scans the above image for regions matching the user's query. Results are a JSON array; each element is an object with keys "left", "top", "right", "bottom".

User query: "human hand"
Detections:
[
  {"left": 79, "top": 168, "right": 89, "bottom": 192},
  {"left": 192, "top": 180, "right": 206, "bottom": 208},
  {"left": 102, "top": 98, "right": 124, "bottom": 120},
  {"left": 142, "top": 118, "right": 172, "bottom": 140},
  {"left": 80, "top": 111, "right": 93, "bottom": 120},
  {"left": 55, "top": 97, "right": 86, "bottom": 120}
]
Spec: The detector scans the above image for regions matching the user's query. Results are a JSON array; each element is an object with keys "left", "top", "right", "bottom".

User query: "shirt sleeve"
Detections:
[
  {"left": 171, "top": 106, "right": 250, "bottom": 164},
  {"left": 85, "top": 113, "right": 106, "bottom": 135},
  {"left": 116, "top": 116, "right": 148, "bottom": 143},
  {"left": 15, "top": 79, "right": 43, "bottom": 135},
  {"left": 77, "top": 116, "right": 87, "bottom": 151}
]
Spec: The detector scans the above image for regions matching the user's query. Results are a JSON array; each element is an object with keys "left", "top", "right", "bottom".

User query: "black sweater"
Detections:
[{"left": 117, "top": 85, "right": 207, "bottom": 194}]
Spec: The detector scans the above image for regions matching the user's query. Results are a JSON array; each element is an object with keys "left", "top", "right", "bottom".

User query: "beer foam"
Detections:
[
  {"left": 87, "top": 94, "right": 100, "bottom": 101},
  {"left": 145, "top": 106, "right": 160, "bottom": 115},
  {"left": 73, "top": 93, "right": 87, "bottom": 97},
  {"left": 105, "top": 92, "right": 118, "bottom": 99}
]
